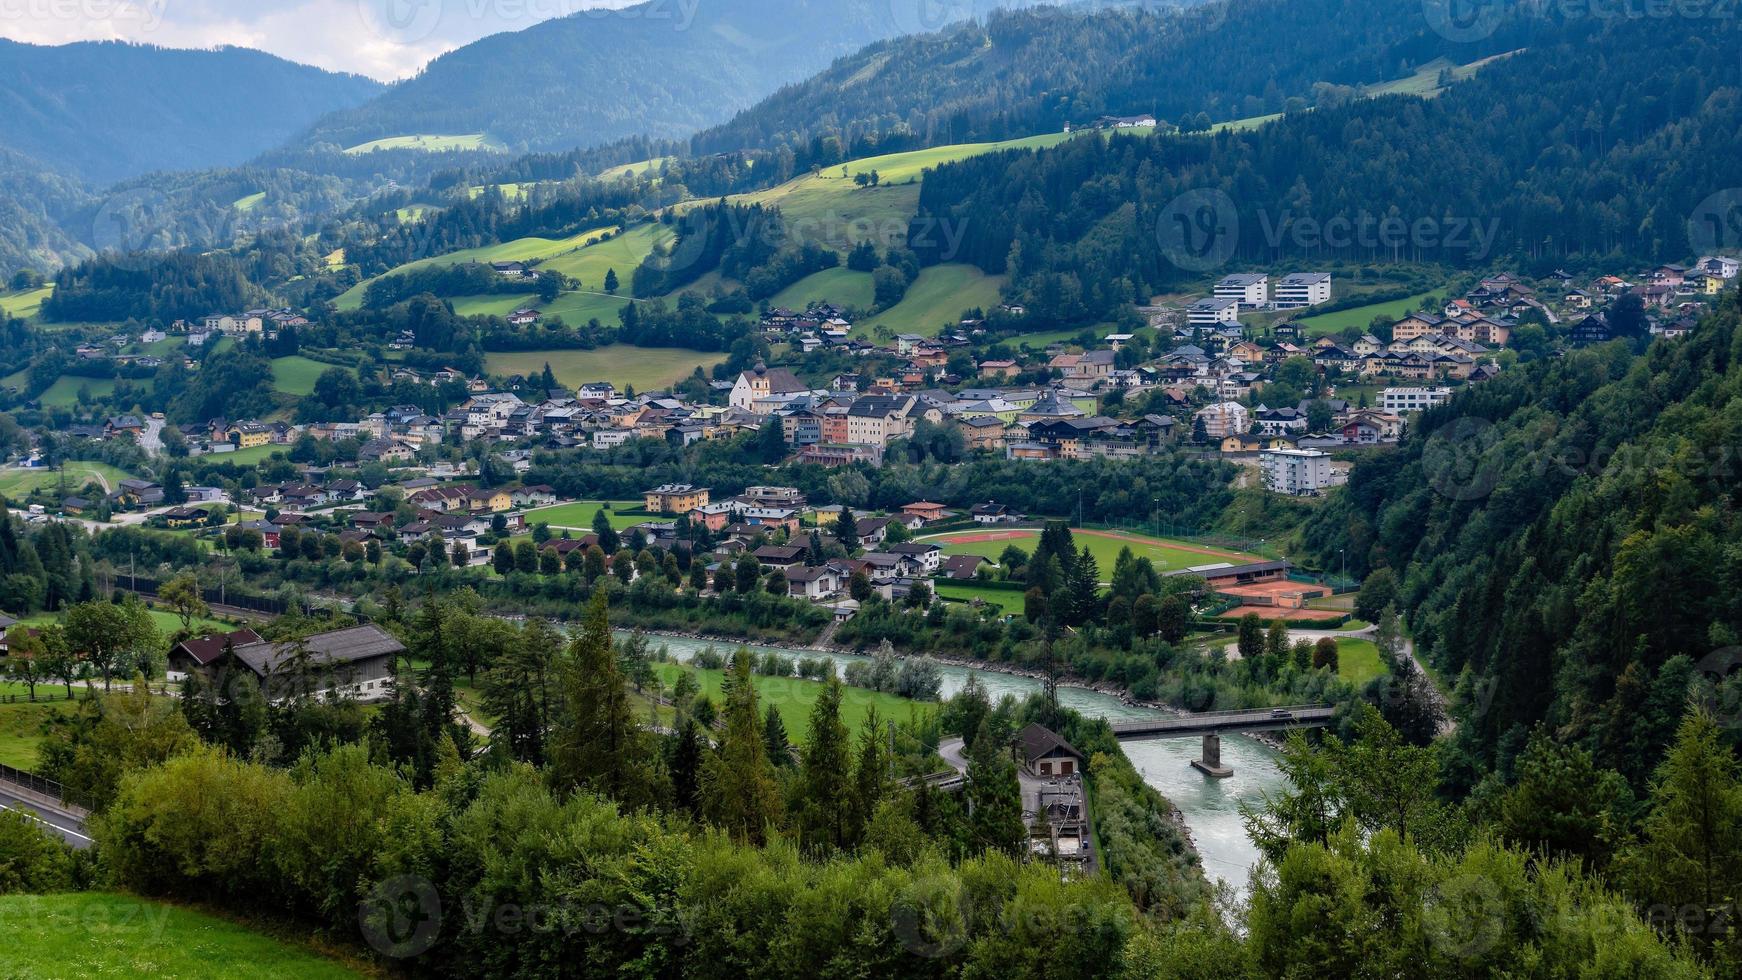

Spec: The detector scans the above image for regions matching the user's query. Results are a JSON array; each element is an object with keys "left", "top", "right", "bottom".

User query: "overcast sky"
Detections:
[{"left": 0, "top": 0, "right": 637, "bottom": 80}]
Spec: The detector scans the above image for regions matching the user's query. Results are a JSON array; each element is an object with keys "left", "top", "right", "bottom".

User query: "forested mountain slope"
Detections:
[
  {"left": 1302, "top": 291, "right": 1742, "bottom": 789},
  {"left": 904, "top": 14, "right": 1742, "bottom": 323},
  {"left": 690, "top": 0, "right": 1531, "bottom": 165},
  {"left": 0, "top": 40, "right": 381, "bottom": 183},
  {"left": 300, "top": 0, "right": 1041, "bottom": 154}
]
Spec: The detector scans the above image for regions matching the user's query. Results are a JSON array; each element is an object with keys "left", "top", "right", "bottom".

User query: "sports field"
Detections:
[
  {"left": 523, "top": 500, "right": 648, "bottom": 531},
  {"left": 919, "top": 527, "right": 1257, "bottom": 579}
]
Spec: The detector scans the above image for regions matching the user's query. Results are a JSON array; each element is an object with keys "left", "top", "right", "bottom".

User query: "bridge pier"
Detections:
[{"left": 1191, "top": 733, "right": 1234, "bottom": 778}]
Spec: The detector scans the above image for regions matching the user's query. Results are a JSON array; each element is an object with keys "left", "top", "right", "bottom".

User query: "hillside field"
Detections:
[
  {"left": 484, "top": 346, "right": 724, "bottom": 392},
  {"left": 334, "top": 225, "right": 621, "bottom": 310},
  {"left": 769, "top": 267, "right": 875, "bottom": 311},
  {"left": 538, "top": 223, "right": 674, "bottom": 294},
  {"left": 0, "top": 460, "right": 138, "bottom": 499},
  {"left": 343, "top": 132, "right": 503, "bottom": 154},
  {"left": 856, "top": 264, "right": 1006, "bottom": 338},
  {"left": 0, "top": 285, "right": 53, "bottom": 318},
  {"left": 0, "top": 893, "right": 365, "bottom": 978},
  {"left": 270, "top": 356, "right": 345, "bottom": 396},
  {"left": 1296, "top": 291, "right": 1439, "bottom": 335}
]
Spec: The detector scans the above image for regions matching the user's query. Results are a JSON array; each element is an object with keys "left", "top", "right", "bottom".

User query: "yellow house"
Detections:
[
  {"left": 644, "top": 484, "right": 710, "bottom": 514},
  {"left": 228, "top": 421, "right": 271, "bottom": 448},
  {"left": 470, "top": 489, "right": 513, "bottom": 513},
  {"left": 1695, "top": 273, "right": 1725, "bottom": 295}
]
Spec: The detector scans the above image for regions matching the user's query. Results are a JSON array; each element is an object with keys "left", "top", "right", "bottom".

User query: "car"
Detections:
[{"left": 1270, "top": 708, "right": 1294, "bottom": 719}]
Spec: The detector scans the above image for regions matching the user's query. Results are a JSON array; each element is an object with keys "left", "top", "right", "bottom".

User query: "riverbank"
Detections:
[{"left": 626, "top": 625, "right": 1294, "bottom": 751}]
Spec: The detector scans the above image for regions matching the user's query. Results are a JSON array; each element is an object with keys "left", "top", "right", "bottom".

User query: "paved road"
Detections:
[
  {"left": 0, "top": 785, "right": 92, "bottom": 849},
  {"left": 139, "top": 417, "right": 165, "bottom": 457}
]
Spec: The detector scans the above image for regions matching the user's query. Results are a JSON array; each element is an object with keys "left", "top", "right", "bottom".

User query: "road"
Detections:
[
  {"left": 0, "top": 784, "right": 91, "bottom": 849},
  {"left": 1222, "top": 623, "right": 1452, "bottom": 733},
  {"left": 139, "top": 417, "right": 165, "bottom": 457}
]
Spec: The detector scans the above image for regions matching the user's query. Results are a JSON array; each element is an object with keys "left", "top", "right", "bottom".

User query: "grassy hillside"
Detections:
[
  {"left": 0, "top": 460, "right": 138, "bottom": 499},
  {"left": 856, "top": 265, "right": 1006, "bottom": 338},
  {"left": 0, "top": 284, "right": 52, "bottom": 318},
  {"left": 484, "top": 346, "right": 724, "bottom": 393},
  {"left": 600, "top": 157, "right": 673, "bottom": 180},
  {"left": 538, "top": 223, "right": 673, "bottom": 293},
  {"left": 840, "top": 132, "right": 1076, "bottom": 183},
  {"left": 269, "top": 356, "right": 345, "bottom": 397},
  {"left": 334, "top": 226, "right": 622, "bottom": 310},
  {"left": 769, "top": 268, "right": 875, "bottom": 311},
  {"left": 1296, "top": 291, "right": 1439, "bottom": 335},
  {"left": 343, "top": 133, "right": 504, "bottom": 155},
  {"left": 0, "top": 893, "right": 365, "bottom": 978}
]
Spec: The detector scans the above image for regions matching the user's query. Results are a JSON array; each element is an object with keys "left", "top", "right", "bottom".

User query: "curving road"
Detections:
[{"left": 0, "top": 785, "right": 91, "bottom": 849}]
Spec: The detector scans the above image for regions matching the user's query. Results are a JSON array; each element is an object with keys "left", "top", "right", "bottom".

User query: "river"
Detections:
[{"left": 634, "top": 633, "right": 1285, "bottom": 894}]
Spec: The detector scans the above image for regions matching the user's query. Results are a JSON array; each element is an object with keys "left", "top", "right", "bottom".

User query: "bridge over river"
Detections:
[{"left": 1111, "top": 705, "right": 1335, "bottom": 776}]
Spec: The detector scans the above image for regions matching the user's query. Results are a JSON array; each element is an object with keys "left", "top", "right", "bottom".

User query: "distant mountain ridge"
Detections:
[
  {"left": 297, "top": 0, "right": 1054, "bottom": 155},
  {"left": 0, "top": 39, "right": 383, "bottom": 184}
]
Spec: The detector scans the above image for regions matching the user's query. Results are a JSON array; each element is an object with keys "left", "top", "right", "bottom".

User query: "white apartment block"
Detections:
[
  {"left": 1275, "top": 272, "right": 1332, "bottom": 308},
  {"left": 1188, "top": 296, "right": 1241, "bottom": 327},
  {"left": 1381, "top": 386, "right": 1453, "bottom": 413},
  {"left": 1214, "top": 274, "right": 1269, "bottom": 308},
  {"left": 1261, "top": 449, "right": 1343, "bottom": 495}
]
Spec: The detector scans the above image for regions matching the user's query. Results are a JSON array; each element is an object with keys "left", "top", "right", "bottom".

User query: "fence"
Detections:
[
  {"left": 0, "top": 691, "right": 74, "bottom": 705},
  {"left": 117, "top": 575, "right": 291, "bottom": 617},
  {"left": 0, "top": 762, "right": 92, "bottom": 815}
]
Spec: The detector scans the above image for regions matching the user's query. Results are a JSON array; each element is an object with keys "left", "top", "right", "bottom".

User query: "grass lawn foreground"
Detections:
[{"left": 0, "top": 893, "right": 366, "bottom": 978}]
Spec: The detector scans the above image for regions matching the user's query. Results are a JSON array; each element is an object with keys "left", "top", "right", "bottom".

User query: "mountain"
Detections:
[
  {"left": 690, "top": 0, "right": 1531, "bottom": 163},
  {"left": 0, "top": 40, "right": 382, "bottom": 184},
  {"left": 298, "top": 0, "right": 1049, "bottom": 155},
  {"left": 901, "top": 11, "right": 1742, "bottom": 324}
]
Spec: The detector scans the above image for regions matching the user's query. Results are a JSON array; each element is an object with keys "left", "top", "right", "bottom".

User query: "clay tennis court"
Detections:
[
  {"left": 1215, "top": 607, "right": 1348, "bottom": 622},
  {"left": 1217, "top": 579, "right": 1332, "bottom": 603}
]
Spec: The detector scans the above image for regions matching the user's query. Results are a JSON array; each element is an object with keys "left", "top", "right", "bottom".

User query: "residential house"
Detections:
[
  {"left": 1214, "top": 273, "right": 1269, "bottom": 309},
  {"left": 1274, "top": 272, "right": 1331, "bottom": 308},
  {"left": 644, "top": 484, "right": 710, "bottom": 514}
]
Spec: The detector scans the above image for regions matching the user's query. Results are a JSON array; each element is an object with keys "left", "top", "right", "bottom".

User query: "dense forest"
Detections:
[
  {"left": 905, "top": 13, "right": 1742, "bottom": 324},
  {"left": 1301, "top": 290, "right": 1742, "bottom": 794},
  {"left": 0, "top": 39, "right": 381, "bottom": 183},
  {"left": 692, "top": 0, "right": 1530, "bottom": 168}
]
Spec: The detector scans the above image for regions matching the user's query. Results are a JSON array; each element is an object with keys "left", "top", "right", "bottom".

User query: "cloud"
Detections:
[{"left": 0, "top": 0, "right": 627, "bottom": 79}]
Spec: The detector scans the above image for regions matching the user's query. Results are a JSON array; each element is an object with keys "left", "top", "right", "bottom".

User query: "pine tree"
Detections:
[
  {"left": 701, "top": 649, "right": 782, "bottom": 842},
  {"left": 833, "top": 511, "right": 859, "bottom": 553},
  {"left": 550, "top": 592, "right": 659, "bottom": 807},
  {"left": 964, "top": 717, "right": 1025, "bottom": 856},
  {"left": 668, "top": 716, "right": 704, "bottom": 818},
  {"left": 762, "top": 704, "right": 790, "bottom": 765},
  {"left": 851, "top": 706, "right": 889, "bottom": 842},
  {"left": 796, "top": 677, "right": 854, "bottom": 851}
]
